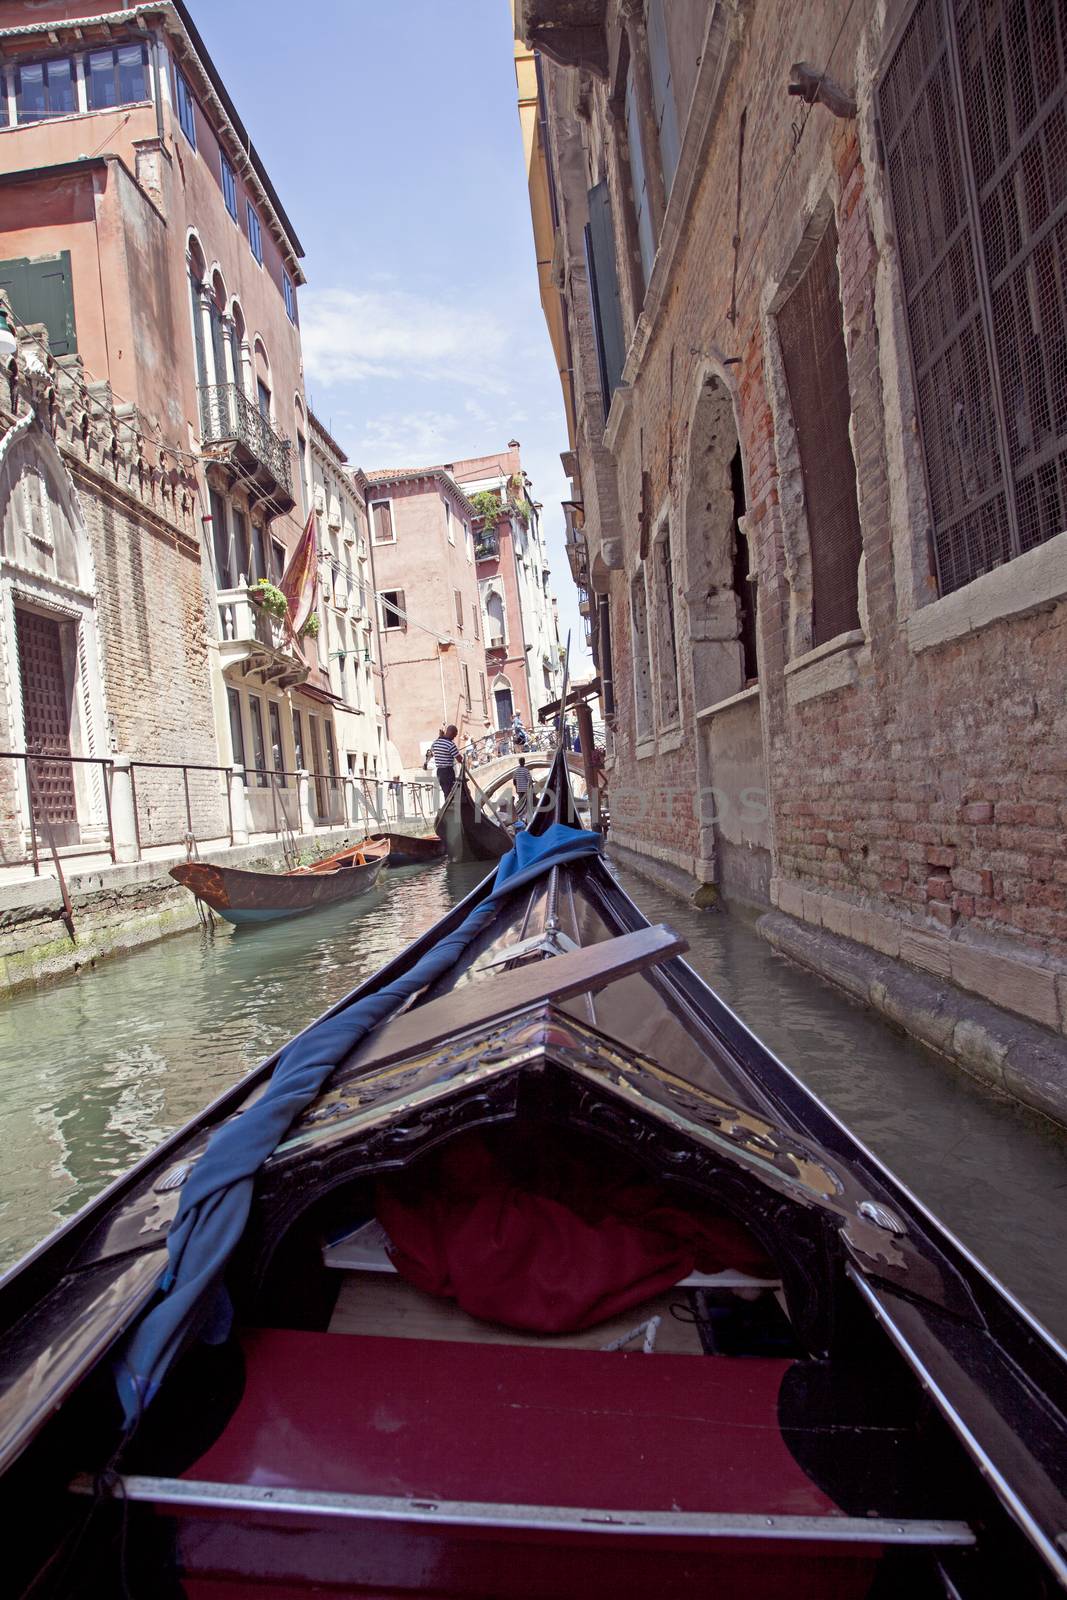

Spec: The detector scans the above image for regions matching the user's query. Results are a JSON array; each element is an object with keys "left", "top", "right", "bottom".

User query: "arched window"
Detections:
[
  {"left": 186, "top": 235, "right": 208, "bottom": 388},
  {"left": 230, "top": 299, "right": 249, "bottom": 397},
  {"left": 485, "top": 587, "right": 505, "bottom": 643},
  {"left": 492, "top": 673, "right": 514, "bottom": 731},
  {"left": 253, "top": 338, "right": 272, "bottom": 423}
]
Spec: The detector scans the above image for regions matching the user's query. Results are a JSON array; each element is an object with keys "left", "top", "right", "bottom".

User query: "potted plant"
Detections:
[
  {"left": 251, "top": 579, "right": 288, "bottom": 619},
  {"left": 300, "top": 613, "right": 321, "bottom": 639}
]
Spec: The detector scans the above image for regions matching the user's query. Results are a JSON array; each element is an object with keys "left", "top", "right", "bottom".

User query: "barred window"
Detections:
[
  {"left": 653, "top": 526, "right": 680, "bottom": 726},
  {"left": 630, "top": 573, "right": 654, "bottom": 740},
  {"left": 879, "top": 0, "right": 1067, "bottom": 595},
  {"left": 777, "top": 220, "right": 864, "bottom": 645}
]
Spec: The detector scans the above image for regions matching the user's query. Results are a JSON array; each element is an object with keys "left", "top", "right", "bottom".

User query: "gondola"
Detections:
[
  {"left": 368, "top": 830, "right": 446, "bottom": 868},
  {"left": 434, "top": 762, "right": 511, "bottom": 862},
  {"left": 2, "top": 751, "right": 1067, "bottom": 1597},
  {"left": 169, "top": 836, "right": 388, "bottom": 926}
]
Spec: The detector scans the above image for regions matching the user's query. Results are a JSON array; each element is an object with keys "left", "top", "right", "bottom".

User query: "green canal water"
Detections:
[{"left": 2, "top": 858, "right": 1066, "bottom": 1344}]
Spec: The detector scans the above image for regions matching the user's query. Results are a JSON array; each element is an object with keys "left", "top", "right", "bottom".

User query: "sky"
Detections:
[{"left": 194, "top": 0, "right": 592, "bottom": 674}]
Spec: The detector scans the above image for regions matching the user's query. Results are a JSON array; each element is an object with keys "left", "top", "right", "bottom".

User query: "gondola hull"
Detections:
[
  {"left": 434, "top": 769, "right": 511, "bottom": 862},
  {"left": 2, "top": 752, "right": 1066, "bottom": 1597},
  {"left": 170, "top": 843, "right": 386, "bottom": 925}
]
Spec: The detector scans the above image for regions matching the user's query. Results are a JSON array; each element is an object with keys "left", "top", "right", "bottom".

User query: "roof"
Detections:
[
  {"left": 357, "top": 465, "right": 477, "bottom": 518},
  {"left": 0, "top": 3, "right": 305, "bottom": 276},
  {"left": 308, "top": 409, "right": 349, "bottom": 466}
]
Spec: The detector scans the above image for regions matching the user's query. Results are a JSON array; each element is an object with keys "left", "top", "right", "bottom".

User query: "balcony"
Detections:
[
  {"left": 475, "top": 531, "right": 499, "bottom": 561},
  {"left": 199, "top": 384, "right": 295, "bottom": 515},
  {"left": 217, "top": 586, "right": 308, "bottom": 689}
]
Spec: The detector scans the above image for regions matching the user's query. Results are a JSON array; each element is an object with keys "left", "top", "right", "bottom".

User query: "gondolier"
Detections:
[{"left": 426, "top": 724, "right": 461, "bottom": 799}]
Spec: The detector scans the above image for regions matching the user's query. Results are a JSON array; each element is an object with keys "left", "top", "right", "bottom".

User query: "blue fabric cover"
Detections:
[{"left": 115, "top": 823, "right": 600, "bottom": 1424}]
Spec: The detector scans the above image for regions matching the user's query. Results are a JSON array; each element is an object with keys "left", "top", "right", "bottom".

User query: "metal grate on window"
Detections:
[
  {"left": 777, "top": 221, "right": 865, "bottom": 645},
  {"left": 879, "top": 0, "right": 1067, "bottom": 593}
]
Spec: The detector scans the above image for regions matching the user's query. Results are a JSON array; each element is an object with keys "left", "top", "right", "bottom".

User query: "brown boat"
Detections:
[
  {"left": 170, "top": 837, "right": 388, "bottom": 926},
  {"left": 365, "top": 831, "right": 446, "bottom": 867}
]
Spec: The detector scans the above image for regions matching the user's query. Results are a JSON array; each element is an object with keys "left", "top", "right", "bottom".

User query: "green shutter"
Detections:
[
  {"left": 585, "top": 182, "right": 626, "bottom": 419},
  {"left": 0, "top": 251, "right": 77, "bottom": 356}
]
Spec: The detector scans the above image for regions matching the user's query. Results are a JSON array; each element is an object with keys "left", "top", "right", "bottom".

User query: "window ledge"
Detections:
[
  {"left": 656, "top": 726, "right": 684, "bottom": 754},
  {"left": 906, "top": 531, "right": 1067, "bottom": 653},
  {"left": 785, "top": 629, "right": 865, "bottom": 708},
  {"left": 636, "top": 738, "right": 657, "bottom": 762},
  {"left": 696, "top": 683, "right": 761, "bottom": 721}
]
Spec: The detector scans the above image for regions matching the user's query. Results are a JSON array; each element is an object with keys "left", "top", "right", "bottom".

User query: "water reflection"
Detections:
[
  {"left": 0, "top": 862, "right": 484, "bottom": 1271},
  {"left": 1, "top": 857, "right": 1065, "bottom": 1350}
]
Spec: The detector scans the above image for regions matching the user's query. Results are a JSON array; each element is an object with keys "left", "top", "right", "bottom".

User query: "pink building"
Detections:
[
  {"left": 0, "top": 0, "right": 350, "bottom": 853},
  {"left": 360, "top": 467, "right": 485, "bottom": 773},
  {"left": 451, "top": 445, "right": 562, "bottom": 736}
]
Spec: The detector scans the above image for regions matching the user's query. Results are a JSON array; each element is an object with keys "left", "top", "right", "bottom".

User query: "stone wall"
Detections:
[{"left": 534, "top": 0, "right": 1067, "bottom": 1056}]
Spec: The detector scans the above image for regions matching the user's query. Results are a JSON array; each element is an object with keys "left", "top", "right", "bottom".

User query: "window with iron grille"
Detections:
[
  {"left": 879, "top": 0, "right": 1067, "bottom": 595},
  {"left": 653, "top": 527, "right": 680, "bottom": 725},
  {"left": 777, "top": 219, "right": 865, "bottom": 646},
  {"left": 630, "top": 573, "right": 654, "bottom": 740}
]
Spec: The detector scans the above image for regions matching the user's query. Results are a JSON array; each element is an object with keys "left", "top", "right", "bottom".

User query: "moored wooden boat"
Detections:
[
  {"left": 169, "top": 837, "right": 388, "bottom": 926},
  {"left": 2, "top": 751, "right": 1066, "bottom": 1597},
  {"left": 366, "top": 830, "right": 446, "bottom": 867},
  {"left": 434, "top": 764, "right": 511, "bottom": 862}
]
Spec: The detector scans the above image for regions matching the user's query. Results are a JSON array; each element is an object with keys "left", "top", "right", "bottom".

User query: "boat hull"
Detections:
[
  {"left": 434, "top": 772, "right": 510, "bottom": 863},
  {"left": 170, "top": 852, "right": 385, "bottom": 925},
  {"left": 370, "top": 831, "right": 446, "bottom": 867}
]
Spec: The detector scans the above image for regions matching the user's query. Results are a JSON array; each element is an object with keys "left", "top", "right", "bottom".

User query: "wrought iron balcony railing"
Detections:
[{"left": 199, "top": 383, "right": 292, "bottom": 494}]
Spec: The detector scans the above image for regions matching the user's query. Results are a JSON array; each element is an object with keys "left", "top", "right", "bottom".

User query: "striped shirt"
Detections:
[{"left": 429, "top": 736, "right": 460, "bottom": 770}]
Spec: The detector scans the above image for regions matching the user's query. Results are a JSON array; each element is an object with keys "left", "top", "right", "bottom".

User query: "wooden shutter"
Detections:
[
  {"left": 373, "top": 501, "right": 394, "bottom": 542},
  {"left": 454, "top": 589, "right": 463, "bottom": 629},
  {"left": 0, "top": 252, "right": 77, "bottom": 356},
  {"left": 777, "top": 222, "right": 864, "bottom": 646},
  {"left": 585, "top": 182, "right": 627, "bottom": 420},
  {"left": 647, "top": 0, "right": 680, "bottom": 196}
]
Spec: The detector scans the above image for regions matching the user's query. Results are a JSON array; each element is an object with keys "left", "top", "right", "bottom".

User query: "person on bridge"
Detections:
[
  {"left": 513, "top": 755, "right": 532, "bottom": 824},
  {"left": 426, "top": 725, "right": 461, "bottom": 800}
]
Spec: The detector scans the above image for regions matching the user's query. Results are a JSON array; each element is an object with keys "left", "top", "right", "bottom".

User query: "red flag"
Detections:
[{"left": 279, "top": 509, "right": 319, "bottom": 637}]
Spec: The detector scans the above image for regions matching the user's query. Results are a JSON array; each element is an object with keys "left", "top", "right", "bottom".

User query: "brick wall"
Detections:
[{"left": 538, "top": 0, "right": 1067, "bottom": 1034}]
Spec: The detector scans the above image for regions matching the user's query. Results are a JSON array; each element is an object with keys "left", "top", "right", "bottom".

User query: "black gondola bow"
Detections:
[{"left": 115, "top": 822, "right": 601, "bottom": 1426}]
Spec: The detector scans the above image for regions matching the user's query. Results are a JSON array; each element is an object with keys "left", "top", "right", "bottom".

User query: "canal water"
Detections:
[{"left": 2, "top": 858, "right": 1066, "bottom": 1344}]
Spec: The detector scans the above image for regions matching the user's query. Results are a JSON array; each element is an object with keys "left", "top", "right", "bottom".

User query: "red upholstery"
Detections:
[{"left": 376, "top": 1129, "right": 773, "bottom": 1334}]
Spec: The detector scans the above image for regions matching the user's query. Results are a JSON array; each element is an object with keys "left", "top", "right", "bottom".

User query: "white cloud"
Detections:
[{"left": 301, "top": 287, "right": 509, "bottom": 389}]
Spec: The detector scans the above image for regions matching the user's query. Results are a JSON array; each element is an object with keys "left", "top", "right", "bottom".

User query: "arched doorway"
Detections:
[
  {"left": 492, "top": 673, "right": 513, "bottom": 731},
  {"left": 0, "top": 412, "right": 110, "bottom": 855},
  {"left": 682, "top": 373, "right": 768, "bottom": 902}
]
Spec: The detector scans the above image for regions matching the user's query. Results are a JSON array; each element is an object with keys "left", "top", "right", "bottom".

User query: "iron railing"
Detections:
[
  {"left": 129, "top": 760, "right": 234, "bottom": 852},
  {"left": 199, "top": 383, "right": 292, "bottom": 492},
  {"left": 0, "top": 751, "right": 115, "bottom": 875}
]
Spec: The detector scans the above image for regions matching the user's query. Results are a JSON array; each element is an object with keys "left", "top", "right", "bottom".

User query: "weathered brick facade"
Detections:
[{"left": 521, "top": 0, "right": 1067, "bottom": 1061}]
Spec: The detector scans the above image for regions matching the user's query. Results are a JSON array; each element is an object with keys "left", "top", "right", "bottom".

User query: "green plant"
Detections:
[
  {"left": 300, "top": 612, "right": 321, "bottom": 639},
  {"left": 251, "top": 579, "right": 288, "bottom": 619},
  {"left": 510, "top": 494, "right": 534, "bottom": 524},
  {"left": 469, "top": 489, "right": 503, "bottom": 528}
]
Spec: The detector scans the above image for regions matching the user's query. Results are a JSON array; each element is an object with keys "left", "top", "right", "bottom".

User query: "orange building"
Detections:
[{"left": 0, "top": 0, "right": 357, "bottom": 857}]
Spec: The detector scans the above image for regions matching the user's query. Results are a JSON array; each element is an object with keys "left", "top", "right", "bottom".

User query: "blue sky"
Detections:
[{"left": 195, "top": 0, "right": 591, "bottom": 671}]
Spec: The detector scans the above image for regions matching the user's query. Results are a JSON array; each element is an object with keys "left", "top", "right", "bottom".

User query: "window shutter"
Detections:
[
  {"left": 0, "top": 252, "right": 77, "bottom": 356},
  {"left": 373, "top": 502, "right": 394, "bottom": 542},
  {"left": 647, "top": 0, "right": 680, "bottom": 196},
  {"left": 455, "top": 589, "right": 463, "bottom": 629},
  {"left": 777, "top": 222, "right": 864, "bottom": 646},
  {"left": 585, "top": 182, "right": 627, "bottom": 420}
]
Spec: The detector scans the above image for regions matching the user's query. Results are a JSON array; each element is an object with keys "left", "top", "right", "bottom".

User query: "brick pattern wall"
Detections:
[{"left": 541, "top": 0, "right": 1067, "bottom": 1021}]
